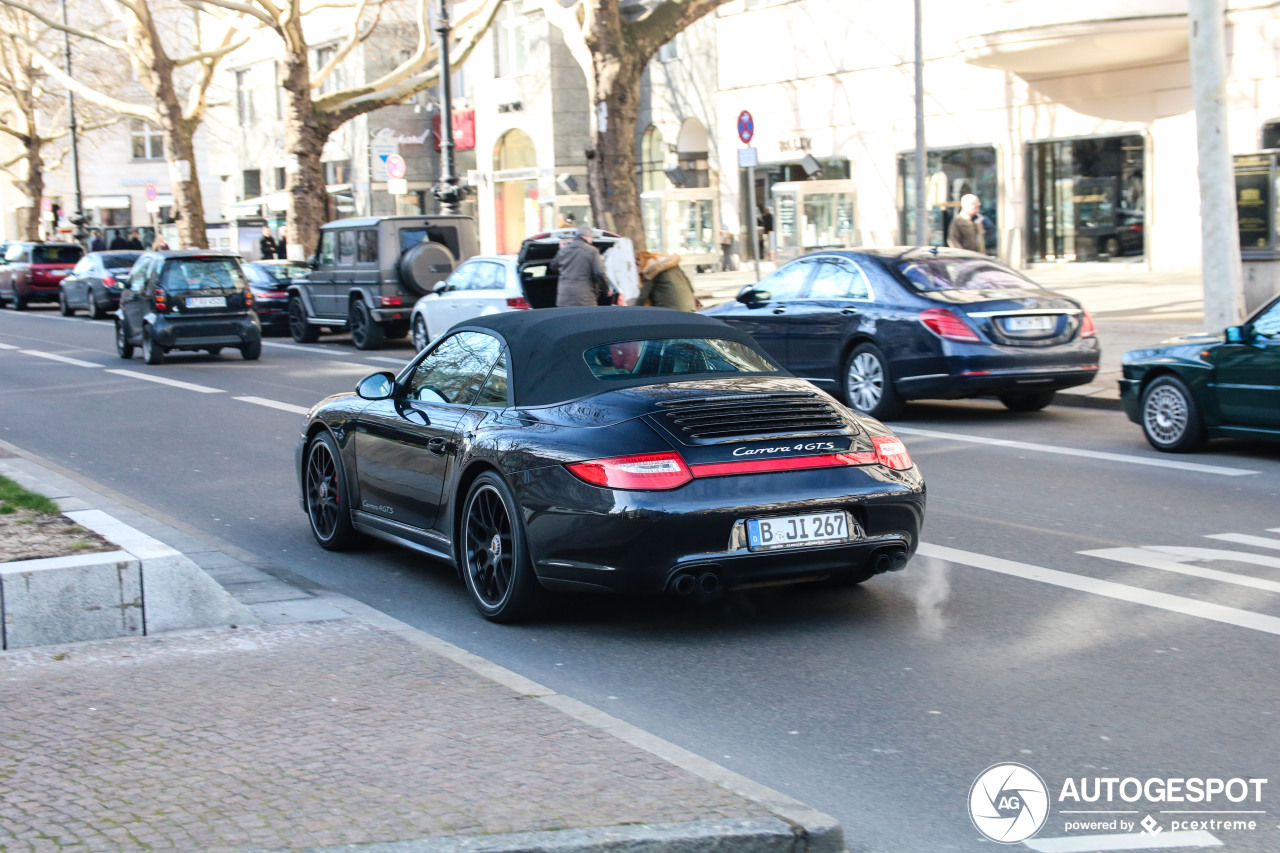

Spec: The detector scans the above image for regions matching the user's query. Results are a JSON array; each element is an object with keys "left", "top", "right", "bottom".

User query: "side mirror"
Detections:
[
  {"left": 307, "top": 255, "right": 319, "bottom": 270},
  {"left": 1225, "top": 325, "right": 1252, "bottom": 344},
  {"left": 736, "top": 285, "right": 770, "bottom": 305},
  {"left": 356, "top": 371, "right": 396, "bottom": 400}
]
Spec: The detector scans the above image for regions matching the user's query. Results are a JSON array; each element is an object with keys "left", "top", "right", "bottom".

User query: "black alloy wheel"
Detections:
[
  {"left": 843, "top": 343, "right": 903, "bottom": 420},
  {"left": 289, "top": 296, "right": 319, "bottom": 343},
  {"left": 412, "top": 315, "right": 430, "bottom": 351},
  {"left": 349, "top": 300, "right": 385, "bottom": 351},
  {"left": 58, "top": 291, "right": 74, "bottom": 316},
  {"left": 304, "top": 432, "right": 360, "bottom": 550},
  {"left": 1141, "top": 375, "right": 1206, "bottom": 453},
  {"left": 240, "top": 339, "right": 262, "bottom": 360},
  {"left": 142, "top": 326, "right": 164, "bottom": 365},
  {"left": 998, "top": 390, "right": 1056, "bottom": 412},
  {"left": 461, "top": 472, "right": 544, "bottom": 623},
  {"left": 115, "top": 320, "right": 134, "bottom": 359}
]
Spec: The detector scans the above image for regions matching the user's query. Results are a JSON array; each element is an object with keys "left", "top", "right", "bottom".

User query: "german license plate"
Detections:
[
  {"left": 746, "top": 511, "right": 850, "bottom": 551},
  {"left": 186, "top": 296, "right": 226, "bottom": 308},
  {"left": 1004, "top": 315, "right": 1054, "bottom": 331}
]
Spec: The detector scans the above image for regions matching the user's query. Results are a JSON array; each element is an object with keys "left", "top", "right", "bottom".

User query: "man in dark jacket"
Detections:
[
  {"left": 259, "top": 226, "right": 278, "bottom": 260},
  {"left": 108, "top": 232, "right": 129, "bottom": 250},
  {"left": 946, "top": 194, "right": 986, "bottom": 253},
  {"left": 88, "top": 230, "right": 106, "bottom": 252},
  {"left": 124, "top": 230, "right": 144, "bottom": 250},
  {"left": 551, "top": 226, "right": 614, "bottom": 307}
]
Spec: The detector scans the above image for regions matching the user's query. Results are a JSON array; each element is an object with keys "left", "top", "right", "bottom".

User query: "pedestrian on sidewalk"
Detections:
[
  {"left": 719, "top": 229, "right": 736, "bottom": 271},
  {"left": 635, "top": 251, "right": 698, "bottom": 312},
  {"left": 259, "top": 226, "right": 279, "bottom": 260},
  {"left": 946, "top": 193, "right": 986, "bottom": 253},
  {"left": 552, "top": 225, "right": 621, "bottom": 306}
]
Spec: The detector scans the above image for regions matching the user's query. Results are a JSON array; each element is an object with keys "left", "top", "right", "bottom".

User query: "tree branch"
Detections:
[
  {"left": 0, "top": 0, "right": 132, "bottom": 52},
  {"left": 18, "top": 35, "right": 160, "bottom": 123},
  {"left": 309, "top": 0, "right": 374, "bottom": 89},
  {"left": 173, "top": 33, "right": 251, "bottom": 67},
  {"left": 629, "top": 0, "right": 731, "bottom": 63},
  {"left": 180, "top": 0, "right": 277, "bottom": 30},
  {"left": 533, "top": 0, "right": 590, "bottom": 74}
]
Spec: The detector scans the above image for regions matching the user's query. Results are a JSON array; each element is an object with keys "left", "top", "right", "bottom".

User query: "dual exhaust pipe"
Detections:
[
  {"left": 872, "top": 547, "right": 910, "bottom": 574},
  {"left": 670, "top": 571, "right": 721, "bottom": 596}
]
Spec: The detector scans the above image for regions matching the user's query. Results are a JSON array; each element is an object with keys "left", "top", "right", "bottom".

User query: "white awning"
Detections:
[{"left": 83, "top": 195, "right": 131, "bottom": 209}]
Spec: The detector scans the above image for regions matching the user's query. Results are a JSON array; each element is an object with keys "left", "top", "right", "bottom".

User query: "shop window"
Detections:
[
  {"left": 1027, "top": 135, "right": 1144, "bottom": 262},
  {"left": 494, "top": 4, "right": 527, "bottom": 78},
  {"left": 898, "top": 146, "right": 997, "bottom": 254},
  {"left": 675, "top": 118, "right": 711, "bottom": 189},
  {"left": 640, "top": 126, "right": 665, "bottom": 192},
  {"left": 130, "top": 120, "right": 164, "bottom": 161}
]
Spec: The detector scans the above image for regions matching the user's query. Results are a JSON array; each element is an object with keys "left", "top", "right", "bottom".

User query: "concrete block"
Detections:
[
  {"left": 141, "top": 552, "right": 259, "bottom": 634},
  {"left": 1, "top": 551, "right": 142, "bottom": 649}
]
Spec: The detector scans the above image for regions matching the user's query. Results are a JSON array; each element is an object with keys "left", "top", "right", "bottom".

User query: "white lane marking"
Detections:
[
  {"left": 1023, "top": 829, "right": 1221, "bottom": 851},
  {"left": 103, "top": 369, "right": 224, "bottom": 394},
  {"left": 262, "top": 340, "right": 351, "bottom": 354},
  {"left": 894, "top": 426, "right": 1258, "bottom": 477},
  {"left": 19, "top": 349, "right": 102, "bottom": 367},
  {"left": 234, "top": 396, "right": 310, "bottom": 415},
  {"left": 366, "top": 356, "right": 407, "bottom": 365},
  {"left": 1081, "top": 547, "right": 1280, "bottom": 594},
  {"left": 919, "top": 543, "right": 1280, "bottom": 637},
  {"left": 1205, "top": 532, "right": 1280, "bottom": 551},
  {"left": 1145, "top": 546, "right": 1280, "bottom": 570},
  {"left": 0, "top": 342, "right": 19, "bottom": 349}
]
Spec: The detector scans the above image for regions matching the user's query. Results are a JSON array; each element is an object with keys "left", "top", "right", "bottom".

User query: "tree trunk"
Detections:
[
  {"left": 158, "top": 112, "right": 208, "bottom": 248},
  {"left": 21, "top": 104, "right": 42, "bottom": 241},
  {"left": 281, "top": 46, "right": 331, "bottom": 261}
]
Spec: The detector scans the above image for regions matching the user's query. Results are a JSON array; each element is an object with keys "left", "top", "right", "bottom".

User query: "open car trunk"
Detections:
[{"left": 516, "top": 230, "right": 620, "bottom": 309}]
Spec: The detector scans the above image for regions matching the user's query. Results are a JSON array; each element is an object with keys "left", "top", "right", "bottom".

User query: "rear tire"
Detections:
[
  {"left": 843, "top": 343, "right": 903, "bottom": 420},
  {"left": 86, "top": 292, "right": 104, "bottom": 320},
  {"left": 1141, "top": 375, "right": 1206, "bottom": 453},
  {"left": 999, "top": 390, "right": 1056, "bottom": 412},
  {"left": 349, "top": 299, "right": 384, "bottom": 350},
  {"left": 240, "top": 339, "right": 262, "bottom": 361},
  {"left": 13, "top": 292, "right": 27, "bottom": 311},
  {"left": 412, "top": 315, "right": 430, "bottom": 351},
  {"left": 303, "top": 431, "right": 362, "bottom": 550},
  {"left": 460, "top": 472, "right": 546, "bottom": 623},
  {"left": 59, "top": 292, "right": 74, "bottom": 316},
  {"left": 115, "top": 320, "right": 134, "bottom": 360},
  {"left": 142, "top": 326, "right": 164, "bottom": 365},
  {"left": 289, "top": 296, "right": 319, "bottom": 343}
]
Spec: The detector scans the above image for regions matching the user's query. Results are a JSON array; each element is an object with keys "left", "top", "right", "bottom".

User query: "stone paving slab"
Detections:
[{"left": 0, "top": 620, "right": 771, "bottom": 853}]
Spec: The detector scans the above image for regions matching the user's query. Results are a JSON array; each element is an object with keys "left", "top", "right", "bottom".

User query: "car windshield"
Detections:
[
  {"left": 103, "top": 254, "right": 141, "bottom": 270},
  {"left": 33, "top": 246, "right": 82, "bottom": 264},
  {"left": 161, "top": 258, "right": 247, "bottom": 292},
  {"left": 896, "top": 258, "right": 1040, "bottom": 292},
  {"left": 584, "top": 337, "right": 777, "bottom": 381}
]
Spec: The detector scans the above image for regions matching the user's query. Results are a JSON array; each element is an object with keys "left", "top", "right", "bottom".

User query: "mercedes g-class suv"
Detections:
[{"left": 287, "top": 215, "right": 477, "bottom": 350}]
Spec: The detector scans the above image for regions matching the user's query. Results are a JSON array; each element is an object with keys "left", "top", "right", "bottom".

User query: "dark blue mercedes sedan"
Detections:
[{"left": 702, "top": 248, "right": 1100, "bottom": 419}]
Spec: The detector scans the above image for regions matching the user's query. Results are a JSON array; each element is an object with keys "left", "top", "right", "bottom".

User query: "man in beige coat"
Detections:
[{"left": 946, "top": 193, "right": 986, "bottom": 254}]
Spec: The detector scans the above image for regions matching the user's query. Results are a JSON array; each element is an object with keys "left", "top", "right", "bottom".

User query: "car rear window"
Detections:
[
  {"left": 255, "top": 264, "right": 309, "bottom": 283},
  {"left": 584, "top": 337, "right": 777, "bottom": 381},
  {"left": 103, "top": 254, "right": 141, "bottom": 270},
  {"left": 161, "top": 258, "right": 247, "bottom": 293},
  {"left": 896, "top": 258, "right": 1040, "bottom": 292},
  {"left": 33, "top": 246, "right": 83, "bottom": 264}
]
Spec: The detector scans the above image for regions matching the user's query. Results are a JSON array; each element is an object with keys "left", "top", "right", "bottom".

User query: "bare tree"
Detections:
[
  {"left": 535, "top": 0, "right": 731, "bottom": 251},
  {"left": 2, "top": 0, "right": 249, "bottom": 248},
  {"left": 182, "top": 0, "right": 503, "bottom": 259}
]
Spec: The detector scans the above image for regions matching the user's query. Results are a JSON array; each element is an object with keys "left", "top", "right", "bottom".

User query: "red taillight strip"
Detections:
[{"left": 689, "top": 451, "right": 877, "bottom": 478}]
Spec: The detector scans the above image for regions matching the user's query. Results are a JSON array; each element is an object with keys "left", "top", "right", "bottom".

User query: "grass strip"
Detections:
[{"left": 0, "top": 474, "right": 60, "bottom": 516}]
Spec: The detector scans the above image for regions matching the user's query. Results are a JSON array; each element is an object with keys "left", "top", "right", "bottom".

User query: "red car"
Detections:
[{"left": 0, "top": 242, "right": 84, "bottom": 310}]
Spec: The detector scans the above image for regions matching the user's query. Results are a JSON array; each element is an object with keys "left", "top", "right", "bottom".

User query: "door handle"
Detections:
[
  {"left": 773, "top": 306, "right": 787, "bottom": 314},
  {"left": 427, "top": 436, "right": 450, "bottom": 455},
  {"left": 841, "top": 307, "right": 859, "bottom": 316}
]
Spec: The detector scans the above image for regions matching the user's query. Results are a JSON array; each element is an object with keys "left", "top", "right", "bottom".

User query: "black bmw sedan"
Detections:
[
  {"left": 297, "top": 308, "right": 926, "bottom": 622},
  {"left": 702, "top": 248, "right": 1100, "bottom": 418}
]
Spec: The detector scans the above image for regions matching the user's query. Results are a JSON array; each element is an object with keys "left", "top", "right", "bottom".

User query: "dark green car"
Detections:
[{"left": 1120, "top": 294, "right": 1280, "bottom": 452}]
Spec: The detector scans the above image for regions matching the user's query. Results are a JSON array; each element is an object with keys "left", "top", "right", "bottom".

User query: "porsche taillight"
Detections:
[
  {"left": 566, "top": 451, "right": 692, "bottom": 490},
  {"left": 871, "top": 435, "right": 914, "bottom": 470}
]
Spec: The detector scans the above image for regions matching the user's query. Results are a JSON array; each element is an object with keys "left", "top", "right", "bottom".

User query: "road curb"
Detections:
[{"left": 1053, "top": 391, "right": 1123, "bottom": 412}]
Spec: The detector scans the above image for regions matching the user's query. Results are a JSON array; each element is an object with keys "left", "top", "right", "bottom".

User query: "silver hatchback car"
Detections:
[{"left": 408, "top": 256, "right": 529, "bottom": 351}]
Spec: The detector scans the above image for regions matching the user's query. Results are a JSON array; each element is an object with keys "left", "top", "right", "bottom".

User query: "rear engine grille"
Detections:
[{"left": 657, "top": 393, "right": 845, "bottom": 439}]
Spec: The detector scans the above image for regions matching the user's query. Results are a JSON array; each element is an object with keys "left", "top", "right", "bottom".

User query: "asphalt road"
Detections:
[{"left": 3, "top": 307, "right": 1279, "bottom": 853}]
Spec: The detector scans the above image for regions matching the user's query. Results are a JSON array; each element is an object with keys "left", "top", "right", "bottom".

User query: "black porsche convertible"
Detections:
[{"left": 297, "top": 308, "right": 927, "bottom": 622}]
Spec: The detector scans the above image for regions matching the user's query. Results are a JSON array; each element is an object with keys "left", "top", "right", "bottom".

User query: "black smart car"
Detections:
[
  {"left": 116, "top": 250, "right": 262, "bottom": 364},
  {"left": 703, "top": 248, "right": 1100, "bottom": 418},
  {"left": 297, "top": 308, "right": 926, "bottom": 623}
]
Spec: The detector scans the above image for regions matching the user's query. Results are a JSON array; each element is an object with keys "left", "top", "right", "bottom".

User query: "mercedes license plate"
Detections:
[
  {"left": 186, "top": 296, "right": 226, "bottom": 308},
  {"left": 1004, "top": 315, "right": 1054, "bottom": 331},
  {"left": 746, "top": 511, "right": 850, "bottom": 551}
]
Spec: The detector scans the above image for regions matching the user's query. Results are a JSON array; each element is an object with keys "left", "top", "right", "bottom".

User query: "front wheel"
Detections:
[
  {"left": 142, "top": 326, "right": 164, "bottom": 365},
  {"left": 460, "top": 472, "right": 546, "bottom": 623},
  {"left": 999, "top": 390, "right": 1056, "bottom": 412},
  {"left": 349, "top": 300, "right": 385, "bottom": 351},
  {"left": 411, "top": 315, "right": 431, "bottom": 351},
  {"left": 240, "top": 339, "right": 262, "bottom": 361},
  {"left": 289, "top": 296, "right": 320, "bottom": 343},
  {"left": 59, "top": 292, "right": 74, "bottom": 316},
  {"left": 1141, "top": 375, "right": 1206, "bottom": 453},
  {"left": 304, "top": 432, "right": 362, "bottom": 550},
  {"left": 115, "top": 320, "right": 134, "bottom": 360},
  {"left": 843, "top": 343, "right": 903, "bottom": 420}
]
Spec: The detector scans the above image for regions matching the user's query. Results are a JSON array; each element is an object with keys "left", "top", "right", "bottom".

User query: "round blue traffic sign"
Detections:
[{"left": 737, "top": 111, "right": 754, "bottom": 145}]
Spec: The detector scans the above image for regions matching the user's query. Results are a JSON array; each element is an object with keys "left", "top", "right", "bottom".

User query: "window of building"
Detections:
[
  {"left": 1027, "top": 135, "right": 1145, "bottom": 262},
  {"left": 315, "top": 45, "right": 342, "bottom": 95},
  {"left": 898, "top": 145, "right": 997, "bottom": 253},
  {"left": 243, "top": 169, "right": 261, "bottom": 199},
  {"left": 130, "top": 119, "right": 164, "bottom": 160},
  {"left": 275, "top": 168, "right": 287, "bottom": 191},
  {"left": 658, "top": 35, "right": 679, "bottom": 62},
  {"left": 493, "top": 4, "right": 527, "bottom": 78},
  {"left": 323, "top": 160, "right": 352, "bottom": 185},
  {"left": 274, "top": 61, "right": 283, "bottom": 120},
  {"left": 236, "top": 69, "right": 254, "bottom": 126},
  {"left": 1262, "top": 121, "right": 1280, "bottom": 150},
  {"left": 674, "top": 118, "right": 710, "bottom": 189},
  {"left": 640, "top": 126, "right": 665, "bottom": 192}
]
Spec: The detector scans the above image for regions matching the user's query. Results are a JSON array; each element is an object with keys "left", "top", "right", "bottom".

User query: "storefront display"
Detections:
[
  {"left": 898, "top": 146, "right": 997, "bottom": 254},
  {"left": 1028, "top": 134, "right": 1145, "bottom": 262}
]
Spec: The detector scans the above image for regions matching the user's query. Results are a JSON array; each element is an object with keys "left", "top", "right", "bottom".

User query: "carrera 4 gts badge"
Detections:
[
  {"left": 732, "top": 440, "right": 839, "bottom": 457},
  {"left": 362, "top": 501, "right": 394, "bottom": 514}
]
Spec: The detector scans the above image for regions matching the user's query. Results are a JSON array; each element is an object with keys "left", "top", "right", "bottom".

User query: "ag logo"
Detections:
[{"left": 969, "top": 763, "right": 1050, "bottom": 843}]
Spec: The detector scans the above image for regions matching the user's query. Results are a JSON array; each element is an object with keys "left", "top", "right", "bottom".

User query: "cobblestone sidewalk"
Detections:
[{"left": 0, "top": 620, "right": 776, "bottom": 853}]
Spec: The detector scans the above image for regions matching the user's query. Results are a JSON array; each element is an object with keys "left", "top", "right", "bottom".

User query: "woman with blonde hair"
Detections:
[{"left": 634, "top": 250, "right": 697, "bottom": 311}]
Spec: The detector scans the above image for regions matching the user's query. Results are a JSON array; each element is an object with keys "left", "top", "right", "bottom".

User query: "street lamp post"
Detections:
[
  {"left": 913, "top": 0, "right": 926, "bottom": 247},
  {"left": 434, "top": 0, "right": 460, "bottom": 215},
  {"left": 58, "top": 0, "right": 85, "bottom": 242}
]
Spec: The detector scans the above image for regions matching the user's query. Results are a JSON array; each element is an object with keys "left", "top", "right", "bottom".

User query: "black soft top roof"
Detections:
[{"left": 454, "top": 307, "right": 786, "bottom": 407}]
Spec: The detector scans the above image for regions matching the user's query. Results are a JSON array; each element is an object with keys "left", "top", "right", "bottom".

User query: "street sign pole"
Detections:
[
  {"left": 737, "top": 112, "right": 760, "bottom": 280},
  {"left": 747, "top": 164, "right": 760, "bottom": 280}
]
